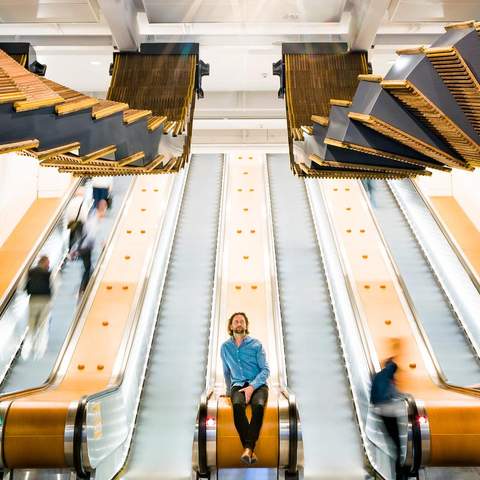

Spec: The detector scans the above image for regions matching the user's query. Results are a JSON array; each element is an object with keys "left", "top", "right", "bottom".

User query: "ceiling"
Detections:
[{"left": 0, "top": 0, "right": 479, "bottom": 143}]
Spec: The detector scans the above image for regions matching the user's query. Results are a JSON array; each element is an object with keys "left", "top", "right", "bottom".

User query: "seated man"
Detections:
[{"left": 220, "top": 312, "right": 270, "bottom": 465}]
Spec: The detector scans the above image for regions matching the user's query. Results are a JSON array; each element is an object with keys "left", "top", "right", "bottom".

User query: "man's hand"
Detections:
[{"left": 239, "top": 385, "right": 254, "bottom": 404}]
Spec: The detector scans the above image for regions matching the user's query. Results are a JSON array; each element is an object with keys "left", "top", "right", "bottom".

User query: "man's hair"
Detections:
[
  {"left": 227, "top": 312, "right": 249, "bottom": 336},
  {"left": 38, "top": 255, "right": 49, "bottom": 266}
]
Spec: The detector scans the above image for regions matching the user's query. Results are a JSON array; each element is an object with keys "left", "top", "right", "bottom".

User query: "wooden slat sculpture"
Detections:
[
  {"left": 0, "top": 43, "right": 208, "bottom": 176},
  {"left": 278, "top": 21, "right": 480, "bottom": 178}
]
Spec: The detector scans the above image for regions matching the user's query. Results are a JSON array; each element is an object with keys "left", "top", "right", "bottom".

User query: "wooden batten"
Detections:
[
  {"left": 56, "top": 97, "right": 99, "bottom": 116},
  {"left": 395, "top": 46, "right": 426, "bottom": 55},
  {"left": 117, "top": 151, "right": 145, "bottom": 167},
  {"left": 81, "top": 145, "right": 117, "bottom": 164},
  {"left": 147, "top": 115, "right": 168, "bottom": 132},
  {"left": 311, "top": 115, "right": 329, "bottom": 126},
  {"left": 37, "top": 142, "right": 81, "bottom": 161},
  {"left": 92, "top": 101, "right": 129, "bottom": 120},
  {"left": 357, "top": 74, "right": 382, "bottom": 83},
  {"left": 330, "top": 99, "right": 352, "bottom": 107},
  {"left": 445, "top": 20, "right": 475, "bottom": 30},
  {"left": 0, "top": 91, "right": 26, "bottom": 104},
  {"left": 144, "top": 154, "right": 165, "bottom": 172},
  {"left": 301, "top": 125, "right": 313, "bottom": 136},
  {"left": 0, "top": 139, "right": 39, "bottom": 155},
  {"left": 123, "top": 109, "right": 152, "bottom": 125},
  {"left": 14, "top": 97, "right": 64, "bottom": 112},
  {"left": 163, "top": 121, "right": 175, "bottom": 134}
]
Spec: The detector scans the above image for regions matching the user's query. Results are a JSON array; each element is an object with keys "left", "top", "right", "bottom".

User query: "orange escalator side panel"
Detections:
[
  {"left": 216, "top": 391, "right": 278, "bottom": 468},
  {"left": 3, "top": 400, "right": 69, "bottom": 468}
]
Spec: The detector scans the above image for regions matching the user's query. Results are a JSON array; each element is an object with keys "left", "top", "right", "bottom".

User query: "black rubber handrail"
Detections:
[
  {"left": 74, "top": 396, "right": 89, "bottom": 478},
  {"left": 197, "top": 389, "right": 212, "bottom": 478},
  {"left": 285, "top": 389, "right": 298, "bottom": 478},
  {"left": 405, "top": 394, "right": 422, "bottom": 477}
]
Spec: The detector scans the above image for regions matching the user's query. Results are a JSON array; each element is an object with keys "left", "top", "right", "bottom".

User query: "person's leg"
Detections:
[
  {"left": 33, "top": 297, "right": 50, "bottom": 353},
  {"left": 245, "top": 385, "right": 269, "bottom": 451},
  {"left": 231, "top": 386, "right": 249, "bottom": 448},
  {"left": 28, "top": 297, "right": 42, "bottom": 332},
  {"left": 79, "top": 248, "right": 92, "bottom": 294},
  {"left": 68, "top": 228, "right": 75, "bottom": 251},
  {"left": 381, "top": 415, "right": 401, "bottom": 466}
]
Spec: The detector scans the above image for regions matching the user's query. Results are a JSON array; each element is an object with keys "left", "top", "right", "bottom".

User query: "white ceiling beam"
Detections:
[
  {"left": 348, "top": 0, "right": 390, "bottom": 51},
  {"left": 193, "top": 118, "right": 286, "bottom": 130},
  {"left": 97, "top": 0, "right": 140, "bottom": 51}
]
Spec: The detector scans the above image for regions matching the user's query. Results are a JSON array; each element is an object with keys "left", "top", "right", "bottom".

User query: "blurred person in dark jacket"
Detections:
[
  {"left": 73, "top": 199, "right": 107, "bottom": 297},
  {"left": 371, "top": 358, "right": 404, "bottom": 471},
  {"left": 66, "top": 186, "right": 88, "bottom": 250},
  {"left": 24, "top": 255, "right": 52, "bottom": 357}
]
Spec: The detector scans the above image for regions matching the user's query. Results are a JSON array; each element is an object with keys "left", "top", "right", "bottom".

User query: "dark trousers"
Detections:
[
  {"left": 231, "top": 384, "right": 268, "bottom": 450},
  {"left": 68, "top": 221, "right": 83, "bottom": 251},
  {"left": 79, "top": 247, "right": 92, "bottom": 294},
  {"left": 380, "top": 415, "right": 401, "bottom": 468}
]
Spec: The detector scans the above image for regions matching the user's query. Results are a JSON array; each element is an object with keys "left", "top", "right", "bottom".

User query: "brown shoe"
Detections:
[
  {"left": 250, "top": 452, "right": 258, "bottom": 464},
  {"left": 240, "top": 448, "right": 252, "bottom": 464}
]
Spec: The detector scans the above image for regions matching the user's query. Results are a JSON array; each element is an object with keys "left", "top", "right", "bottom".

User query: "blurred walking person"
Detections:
[
  {"left": 24, "top": 255, "right": 52, "bottom": 358},
  {"left": 66, "top": 186, "right": 88, "bottom": 250},
  {"left": 371, "top": 357, "right": 404, "bottom": 475},
  {"left": 75, "top": 199, "right": 107, "bottom": 297},
  {"left": 91, "top": 177, "right": 112, "bottom": 210}
]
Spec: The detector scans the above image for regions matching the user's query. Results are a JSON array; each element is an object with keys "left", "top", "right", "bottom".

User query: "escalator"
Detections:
[
  {"left": 268, "top": 154, "right": 365, "bottom": 479},
  {"left": 193, "top": 153, "right": 301, "bottom": 479},
  {"left": 0, "top": 176, "right": 132, "bottom": 394},
  {"left": 312, "top": 177, "right": 480, "bottom": 477},
  {"left": 123, "top": 154, "right": 223, "bottom": 479},
  {"left": 0, "top": 171, "right": 184, "bottom": 479},
  {"left": 361, "top": 179, "right": 480, "bottom": 387},
  {"left": 0, "top": 178, "right": 82, "bottom": 384}
]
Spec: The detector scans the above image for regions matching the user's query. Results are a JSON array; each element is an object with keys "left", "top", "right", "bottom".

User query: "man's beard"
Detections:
[{"left": 234, "top": 327, "right": 246, "bottom": 334}]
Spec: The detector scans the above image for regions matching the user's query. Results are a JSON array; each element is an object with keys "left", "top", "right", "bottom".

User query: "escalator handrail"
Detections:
[
  {"left": 197, "top": 388, "right": 214, "bottom": 477},
  {"left": 0, "top": 177, "right": 82, "bottom": 317},
  {"left": 204, "top": 155, "right": 228, "bottom": 389},
  {"left": 264, "top": 158, "right": 289, "bottom": 389},
  {"left": 408, "top": 178, "right": 480, "bottom": 293},
  {"left": 404, "top": 393, "right": 422, "bottom": 475},
  {"left": 313, "top": 180, "right": 378, "bottom": 375},
  {"left": 280, "top": 387, "right": 298, "bottom": 474},
  {"left": 0, "top": 178, "right": 136, "bottom": 405},
  {"left": 308, "top": 178, "right": 389, "bottom": 479},
  {"left": 265, "top": 157, "right": 300, "bottom": 474}
]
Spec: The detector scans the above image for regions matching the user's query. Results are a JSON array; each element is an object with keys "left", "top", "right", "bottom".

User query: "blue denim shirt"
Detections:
[{"left": 220, "top": 336, "right": 270, "bottom": 394}]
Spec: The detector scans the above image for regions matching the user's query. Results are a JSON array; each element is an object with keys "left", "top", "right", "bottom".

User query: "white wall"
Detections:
[
  {"left": 0, "top": 152, "right": 38, "bottom": 246},
  {"left": 0, "top": 153, "right": 72, "bottom": 247},
  {"left": 452, "top": 168, "right": 480, "bottom": 231},
  {"left": 417, "top": 170, "right": 452, "bottom": 196},
  {"left": 37, "top": 165, "right": 72, "bottom": 198},
  {"left": 417, "top": 168, "right": 480, "bottom": 230}
]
